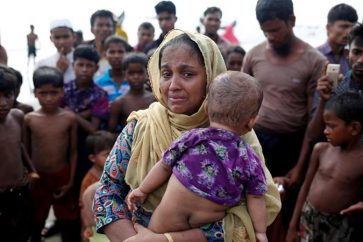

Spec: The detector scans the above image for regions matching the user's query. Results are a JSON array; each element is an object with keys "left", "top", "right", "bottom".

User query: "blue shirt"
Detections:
[
  {"left": 96, "top": 69, "right": 130, "bottom": 102},
  {"left": 317, "top": 41, "right": 350, "bottom": 76}
]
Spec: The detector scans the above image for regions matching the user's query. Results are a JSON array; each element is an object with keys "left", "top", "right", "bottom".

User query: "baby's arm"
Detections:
[
  {"left": 247, "top": 194, "right": 267, "bottom": 242},
  {"left": 127, "top": 160, "right": 172, "bottom": 211}
]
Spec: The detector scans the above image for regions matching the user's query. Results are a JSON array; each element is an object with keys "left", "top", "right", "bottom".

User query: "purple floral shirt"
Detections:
[
  {"left": 61, "top": 80, "right": 109, "bottom": 119},
  {"left": 163, "top": 128, "right": 267, "bottom": 206}
]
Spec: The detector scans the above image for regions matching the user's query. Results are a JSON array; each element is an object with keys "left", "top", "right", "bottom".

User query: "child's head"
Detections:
[
  {"left": 104, "top": 35, "right": 128, "bottom": 69},
  {"left": 224, "top": 46, "right": 246, "bottom": 72},
  {"left": 137, "top": 22, "right": 155, "bottom": 47},
  {"left": 207, "top": 71, "right": 263, "bottom": 134},
  {"left": 0, "top": 65, "right": 17, "bottom": 120},
  {"left": 123, "top": 52, "right": 148, "bottom": 90},
  {"left": 8, "top": 67, "right": 23, "bottom": 99},
  {"left": 86, "top": 131, "right": 116, "bottom": 169},
  {"left": 324, "top": 92, "right": 363, "bottom": 146},
  {"left": 33, "top": 66, "right": 64, "bottom": 112},
  {"left": 73, "top": 45, "right": 99, "bottom": 84}
]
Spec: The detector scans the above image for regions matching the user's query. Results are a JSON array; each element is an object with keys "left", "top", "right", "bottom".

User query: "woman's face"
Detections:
[{"left": 159, "top": 44, "right": 207, "bottom": 115}]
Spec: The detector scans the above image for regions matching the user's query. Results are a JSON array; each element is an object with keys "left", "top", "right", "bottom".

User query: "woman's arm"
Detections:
[{"left": 93, "top": 120, "right": 137, "bottom": 240}]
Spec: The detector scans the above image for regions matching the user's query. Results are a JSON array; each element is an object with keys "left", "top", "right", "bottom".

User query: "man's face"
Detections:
[
  {"left": 260, "top": 17, "right": 294, "bottom": 52},
  {"left": 91, "top": 17, "right": 114, "bottom": 42},
  {"left": 327, "top": 20, "right": 355, "bottom": 47},
  {"left": 349, "top": 39, "right": 363, "bottom": 80},
  {"left": 137, "top": 28, "right": 154, "bottom": 47},
  {"left": 201, "top": 11, "right": 221, "bottom": 35},
  {"left": 157, "top": 12, "right": 177, "bottom": 34},
  {"left": 50, "top": 27, "right": 75, "bottom": 54}
]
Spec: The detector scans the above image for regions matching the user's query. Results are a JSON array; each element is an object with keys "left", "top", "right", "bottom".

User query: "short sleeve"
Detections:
[{"left": 162, "top": 131, "right": 191, "bottom": 167}]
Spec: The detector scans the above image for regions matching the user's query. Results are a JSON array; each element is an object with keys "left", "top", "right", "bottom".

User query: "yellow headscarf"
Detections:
[{"left": 125, "top": 29, "right": 281, "bottom": 242}]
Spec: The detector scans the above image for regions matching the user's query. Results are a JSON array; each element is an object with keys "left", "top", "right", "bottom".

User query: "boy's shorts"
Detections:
[
  {"left": 31, "top": 165, "right": 79, "bottom": 221},
  {"left": 299, "top": 201, "right": 354, "bottom": 242}
]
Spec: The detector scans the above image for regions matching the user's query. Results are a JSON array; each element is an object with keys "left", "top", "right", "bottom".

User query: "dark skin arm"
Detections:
[
  {"left": 285, "top": 143, "right": 324, "bottom": 242},
  {"left": 76, "top": 114, "right": 101, "bottom": 134},
  {"left": 22, "top": 114, "right": 39, "bottom": 181},
  {"left": 54, "top": 114, "right": 77, "bottom": 199},
  {"left": 108, "top": 99, "right": 122, "bottom": 133}
]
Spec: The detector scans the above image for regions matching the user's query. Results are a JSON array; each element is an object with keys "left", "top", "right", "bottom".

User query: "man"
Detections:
[
  {"left": 144, "top": 1, "right": 177, "bottom": 55},
  {"left": 308, "top": 23, "right": 363, "bottom": 143},
  {"left": 27, "top": 25, "right": 38, "bottom": 65},
  {"left": 317, "top": 3, "right": 358, "bottom": 75},
  {"left": 35, "top": 18, "right": 76, "bottom": 84},
  {"left": 200, "top": 7, "right": 231, "bottom": 55},
  {"left": 242, "top": 0, "right": 326, "bottom": 234}
]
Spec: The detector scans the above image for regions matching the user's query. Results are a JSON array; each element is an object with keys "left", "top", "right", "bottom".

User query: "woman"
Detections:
[{"left": 94, "top": 29, "right": 281, "bottom": 242}]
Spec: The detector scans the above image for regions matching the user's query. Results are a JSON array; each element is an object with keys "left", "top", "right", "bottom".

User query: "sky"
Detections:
[{"left": 0, "top": 0, "right": 361, "bottom": 104}]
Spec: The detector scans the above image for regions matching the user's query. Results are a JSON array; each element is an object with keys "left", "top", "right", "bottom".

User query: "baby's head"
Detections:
[
  {"left": 86, "top": 131, "right": 116, "bottom": 170},
  {"left": 207, "top": 71, "right": 263, "bottom": 134}
]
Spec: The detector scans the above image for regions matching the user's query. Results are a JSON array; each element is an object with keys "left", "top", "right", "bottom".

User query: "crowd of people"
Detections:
[{"left": 0, "top": 0, "right": 362, "bottom": 242}]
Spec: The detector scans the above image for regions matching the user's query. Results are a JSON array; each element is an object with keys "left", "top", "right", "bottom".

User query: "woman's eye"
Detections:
[
  {"left": 161, "top": 71, "right": 171, "bottom": 78},
  {"left": 183, "top": 72, "right": 193, "bottom": 78}
]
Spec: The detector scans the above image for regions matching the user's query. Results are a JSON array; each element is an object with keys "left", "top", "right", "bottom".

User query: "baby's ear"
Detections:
[
  {"left": 203, "top": 101, "right": 208, "bottom": 114},
  {"left": 247, "top": 115, "right": 258, "bottom": 131},
  {"left": 350, "top": 121, "right": 362, "bottom": 136},
  {"left": 88, "top": 154, "right": 95, "bottom": 163}
]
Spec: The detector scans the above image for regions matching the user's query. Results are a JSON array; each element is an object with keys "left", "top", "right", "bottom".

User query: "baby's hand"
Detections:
[
  {"left": 255, "top": 232, "right": 268, "bottom": 242},
  {"left": 127, "top": 188, "right": 148, "bottom": 211}
]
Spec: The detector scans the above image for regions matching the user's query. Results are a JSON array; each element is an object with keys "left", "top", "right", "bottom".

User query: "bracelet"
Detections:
[{"left": 164, "top": 233, "right": 174, "bottom": 242}]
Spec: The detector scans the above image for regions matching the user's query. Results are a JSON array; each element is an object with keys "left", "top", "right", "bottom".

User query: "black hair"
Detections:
[
  {"left": 122, "top": 52, "right": 148, "bottom": 71},
  {"left": 203, "top": 7, "right": 222, "bottom": 17},
  {"left": 104, "top": 35, "right": 129, "bottom": 51},
  {"left": 8, "top": 67, "right": 23, "bottom": 88},
  {"left": 0, "top": 64, "right": 17, "bottom": 92},
  {"left": 155, "top": 1, "right": 176, "bottom": 15},
  {"left": 224, "top": 45, "right": 246, "bottom": 60},
  {"left": 158, "top": 33, "right": 204, "bottom": 68},
  {"left": 86, "top": 130, "right": 116, "bottom": 155},
  {"left": 325, "top": 92, "right": 363, "bottom": 126},
  {"left": 73, "top": 44, "right": 100, "bottom": 64},
  {"left": 90, "top": 9, "right": 115, "bottom": 28},
  {"left": 138, "top": 22, "right": 155, "bottom": 33},
  {"left": 33, "top": 66, "right": 63, "bottom": 89},
  {"left": 327, "top": 4, "right": 357, "bottom": 24},
  {"left": 256, "top": 0, "right": 294, "bottom": 24},
  {"left": 349, "top": 23, "right": 363, "bottom": 47}
]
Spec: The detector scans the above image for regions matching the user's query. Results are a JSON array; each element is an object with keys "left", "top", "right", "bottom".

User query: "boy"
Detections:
[
  {"left": 96, "top": 35, "right": 130, "bottom": 102},
  {"left": 24, "top": 66, "right": 79, "bottom": 242},
  {"left": 287, "top": 92, "right": 363, "bottom": 242},
  {"left": 127, "top": 72, "right": 268, "bottom": 241},
  {"left": 108, "top": 52, "right": 155, "bottom": 133},
  {"left": 134, "top": 22, "right": 155, "bottom": 53},
  {"left": 79, "top": 131, "right": 115, "bottom": 241},
  {"left": 224, "top": 45, "right": 246, "bottom": 71},
  {"left": 36, "top": 18, "right": 76, "bottom": 84},
  {"left": 62, "top": 45, "right": 108, "bottom": 190},
  {"left": 0, "top": 65, "right": 37, "bottom": 242},
  {"left": 10, "top": 67, "right": 34, "bottom": 114}
]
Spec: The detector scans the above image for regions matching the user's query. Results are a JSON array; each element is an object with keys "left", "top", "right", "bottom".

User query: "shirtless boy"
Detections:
[
  {"left": 108, "top": 52, "right": 155, "bottom": 132},
  {"left": 287, "top": 92, "right": 363, "bottom": 242},
  {"left": 24, "top": 66, "right": 79, "bottom": 242},
  {"left": 0, "top": 65, "right": 37, "bottom": 242}
]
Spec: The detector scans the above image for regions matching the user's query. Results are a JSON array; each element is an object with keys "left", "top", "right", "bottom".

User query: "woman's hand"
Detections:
[
  {"left": 123, "top": 223, "right": 166, "bottom": 242},
  {"left": 126, "top": 188, "right": 148, "bottom": 211}
]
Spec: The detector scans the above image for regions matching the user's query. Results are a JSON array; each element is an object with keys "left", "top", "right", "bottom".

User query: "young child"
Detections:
[
  {"left": 0, "top": 65, "right": 38, "bottom": 242},
  {"left": 108, "top": 52, "right": 155, "bottom": 133},
  {"left": 286, "top": 92, "right": 363, "bottom": 242},
  {"left": 23, "top": 66, "right": 79, "bottom": 242},
  {"left": 134, "top": 22, "right": 155, "bottom": 53},
  {"left": 79, "top": 131, "right": 115, "bottom": 241},
  {"left": 10, "top": 67, "right": 34, "bottom": 114},
  {"left": 224, "top": 45, "right": 246, "bottom": 72},
  {"left": 127, "top": 71, "right": 268, "bottom": 241},
  {"left": 96, "top": 35, "right": 130, "bottom": 102},
  {"left": 61, "top": 45, "right": 109, "bottom": 187}
]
